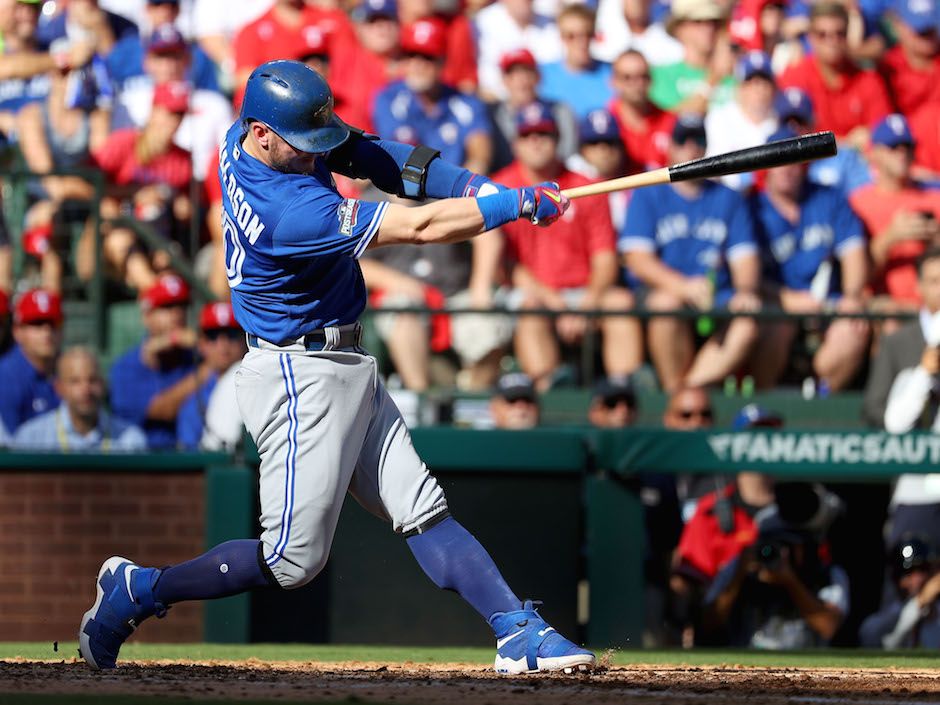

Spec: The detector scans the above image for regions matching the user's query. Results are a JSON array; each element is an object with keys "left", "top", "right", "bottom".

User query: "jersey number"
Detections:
[{"left": 223, "top": 210, "right": 245, "bottom": 289}]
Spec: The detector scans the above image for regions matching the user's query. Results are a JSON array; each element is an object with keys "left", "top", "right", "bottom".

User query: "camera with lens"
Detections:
[{"left": 756, "top": 537, "right": 788, "bottom": 570}]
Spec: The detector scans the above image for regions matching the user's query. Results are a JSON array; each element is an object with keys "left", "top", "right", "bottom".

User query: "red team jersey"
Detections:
[
  {"left": 94, "top": 129, "right": 192, "bottom": 189},
  {"left": 878, "top": 46, "right": 940, "bottom": 117},
  {"left": 606, "top": 98, "right": 675, "bottom": 171},
  {"left": 910, "top": 101, "right": 940, "bottom": 174},
  {"left": 491, "top": 163, "right": 616, "bottom": 290},
  {"left": 233, "top": 6, "right": 356, "bottom": 106},
  {"left": 849, "top": 184, "right": 940, "bottom": 305},
  {"left": 779, "top": 57, "right": 891, "bottom": 138}
]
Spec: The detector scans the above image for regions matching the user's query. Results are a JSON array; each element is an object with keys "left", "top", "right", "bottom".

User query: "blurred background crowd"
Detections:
[{"left": 2, "top": 0, "right": 940, "bottom": 651}]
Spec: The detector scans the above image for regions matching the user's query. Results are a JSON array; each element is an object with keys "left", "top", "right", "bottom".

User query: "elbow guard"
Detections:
[{"left": 401, "top": 145, "right": 441, "bottom": 200}]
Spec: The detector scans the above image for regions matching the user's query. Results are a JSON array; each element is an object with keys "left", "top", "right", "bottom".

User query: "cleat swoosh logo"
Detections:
[
  {"left": 537, "top": 627, "right": 555, "bottom": 637},
  {"left": 124, "top": 566, "right": 134, "bottom": 602},
  {"left": 496, "top": 630, "right": 525, "bottom": 649}
]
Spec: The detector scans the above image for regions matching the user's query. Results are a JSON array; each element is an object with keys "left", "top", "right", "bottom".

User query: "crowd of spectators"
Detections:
[{"left": 3, "top": 0, "right": 940, "bottom": 651}]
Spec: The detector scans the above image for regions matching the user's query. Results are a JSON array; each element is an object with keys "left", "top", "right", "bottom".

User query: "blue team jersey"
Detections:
[
  {"left": 619, "top": 181, "right": 758, "bottom": 304},
  {"left": 538, "top": 61, "right": 613, "bottom": 119},
  {"left": 176, "top": 373, "right": 217, "bottom": 450},
  {"left": 0, "top": 67, "right": 48, "bottom": 114},
  {"left": 0, "top": 345, "right": 59, "bottom": 434},
  {"left": 220, "top": 123, "right": 389, "bottom": 342},
  {"left": 109, "top": 342, "right": 195, "bottom": 450},
  {"left": 372, "top": 80, "right": 489, "bottom": 166},
  {"left": 751, "top": 183, "right": 865, "bottom": 296}
]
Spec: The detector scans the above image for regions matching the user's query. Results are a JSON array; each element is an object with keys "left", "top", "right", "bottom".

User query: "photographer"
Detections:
[
  {"left": 860, "top": 535, "right": 940, "bottom": 648},
  {"left": 865, "top": 246, "right": 940, "bottom": 548},
  {"left": 700, "top": 483, "right": 848, "bottom": 648}
]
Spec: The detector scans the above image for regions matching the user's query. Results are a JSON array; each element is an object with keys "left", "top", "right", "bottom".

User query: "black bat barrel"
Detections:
[{"left": 667, "top": 131, "right": 837, "bottom": 183}]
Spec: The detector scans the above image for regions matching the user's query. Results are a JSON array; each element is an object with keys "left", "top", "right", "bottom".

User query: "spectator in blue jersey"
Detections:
[
  {"left": 373, "top": 18, "right": 492, "bottom": 175},
  {"left": 0, "top": 289, "right": 62, "bottom": 436},
  {"left": 0, "top": 0, "right": 95, "bottom": 134},
  {"left": 109, "top": 274, "right": 208, "bottom": 450},
  {"left": 104, "top": 0, "right": 219, "bottom": 95},
  {"left": 620, "top": 114, "right": 762, "bottom": 393},
  {"left": 12, "top": 346, "right": 146, "bottom": 452},
  {"left": 749, "top": 127, "right": 870, "bottom": 392},
  {"left": 774, "top": 87, "right": 872, "bottom": 198},
  {"left": 176, "top": 302, "right": 246, "bottom": 450},
  {"left": 537, "top": 4, "right": 612, "bottom": 120}
]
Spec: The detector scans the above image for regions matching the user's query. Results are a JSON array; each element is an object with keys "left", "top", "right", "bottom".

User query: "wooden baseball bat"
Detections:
[{"left": 561, "top": 131, "right": 837, "bottom": 200}]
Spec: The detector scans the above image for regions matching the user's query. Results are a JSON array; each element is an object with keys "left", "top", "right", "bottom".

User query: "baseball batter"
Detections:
[{"left": 78, "top": 60, "right": 595, "bottom": 675}]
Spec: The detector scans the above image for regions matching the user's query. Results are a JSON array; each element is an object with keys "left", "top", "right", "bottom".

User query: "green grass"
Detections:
[{"left": 3, "top": 642, "right": 940, "bottom": 669}]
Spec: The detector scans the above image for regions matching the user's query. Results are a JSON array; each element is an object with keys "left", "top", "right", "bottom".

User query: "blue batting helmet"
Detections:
[{"left": 240, "top": 60, "right": 349, "bottom": 153}]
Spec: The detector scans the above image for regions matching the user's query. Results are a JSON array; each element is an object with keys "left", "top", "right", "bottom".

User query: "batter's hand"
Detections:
[{"left": 518, "top": 182, "right": 569, "bottom": 227}]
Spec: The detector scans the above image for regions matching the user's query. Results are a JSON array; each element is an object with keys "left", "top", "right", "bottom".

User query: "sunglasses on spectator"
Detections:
[
  {"left": 811, "top": 28, "right": 847, "bottom": 39},
  {"left": 561, "top": 30, "right": 593, "bottom": 40},
  {"left": 204, "top": 328, "right": 243, "bottom": 341},
  {"left": 677, "top": 407, "right": 713, "bottom": 420},
  {"left": 602, "top": 395, "right": 634, "bottom": 409},
  {"left": 614, "top": 72, "right": 651, "bottom": 81},
  {"left": 402, "top": 51, "right": 438, "bottom": 61}
]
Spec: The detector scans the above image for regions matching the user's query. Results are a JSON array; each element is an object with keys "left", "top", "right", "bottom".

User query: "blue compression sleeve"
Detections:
[
  {"left": 326, "top": 134, "right": 495, "bottom": 199},
  {"left": 407, "top": 516, "right": 520, "bottom": 621},
  {"left": 152, "top": 539, "right": 273, "bottom": 604}
]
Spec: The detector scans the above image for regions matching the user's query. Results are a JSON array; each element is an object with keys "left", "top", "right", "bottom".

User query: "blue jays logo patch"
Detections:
[{"left": 338, "top": 198, "right": 361, "bottom": 236}]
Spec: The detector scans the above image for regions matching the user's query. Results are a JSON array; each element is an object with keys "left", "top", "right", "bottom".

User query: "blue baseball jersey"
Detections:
[
  {"left": 619, "top": 181, "right": 758, "bottom": 304},
  {"left": 538, "top": 61, "right": 613, "bottom": 119},
  {"left": 751, "top": 183, "right": 865, "bottom": 296},
  {"left": 220, "top": 122, "right": 388, "bottom": 342},
  {"left": 0, "top": 68, "right": 48, "bottom": 114},
  {"left": 109, "top": 343, "right": 195, "bottom": 450},
  {"left": 0, "top": 345, "right": 59, "bottom": 434},
  {"left": 176, "top": 373, "right": 217, "bottom": 450},
  {"left": 372, "top": 80, "right": 490, "bottom": 166}
]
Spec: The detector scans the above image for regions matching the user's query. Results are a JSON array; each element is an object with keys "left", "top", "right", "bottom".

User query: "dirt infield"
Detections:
[{"left": 3, "top": 658, "right": 940, "bottom": 705}]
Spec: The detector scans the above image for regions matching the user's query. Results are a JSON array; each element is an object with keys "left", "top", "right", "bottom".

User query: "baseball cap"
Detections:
[
  {"left": 147, "top": 23, "right": 187, "bottom": 55},
  {"left": 141, "top": 273, "right": 190, "bottom": 310},
  {"left": 774, "top": 87, "right": 814, "bottom": 125},
  {"left": 667, "top": 0, "right": 727, "bottom": 35},
  {"left": 353, "top": 0, "right": 398, "bottom": 21},
  {"left": 499, "top": 48, "right": 537, "bottom": 73},
  {"left": 872, "top": 113, "right": 916, "bottom": 148},
  {"left": 516, "top": 101, "right": 558, "bottom": 136},
  {"left": 494, "top": 372, "right": 537, "bottom": 402},
  {"left": 593, "top": 376, "right": 637, "bottom": 408},
  {"left": 672, "top": 113, "right": 707, "bottom": 146},
  {"left": 736, "top": 50, "right": 774, "bottom": 82},
  {"left": 893, "top": 0, "right": 938, "bottom": 33},
  {"left": 892, "top": 534, "right": 936, "bottom": 576},
  {"left": 579, "top": 109, "right": 621, "bottom": 144},
  {"left": 199, "top": 301, "right": 241, "bottom": 331},
  {"left": 400, "top": 19, "right": 447, "bottom": 58},
  {"left": 732, "top": 403, "right": 783, "bottom": 430},
  {"left": 294, "top": 28, "right": 329, "bottom": 60},
  {"left": 14, "top": 289, "right": 63, "bottom": 326},
  {"left": 152, "top": 80, "right": 190, "bottom": 113}
]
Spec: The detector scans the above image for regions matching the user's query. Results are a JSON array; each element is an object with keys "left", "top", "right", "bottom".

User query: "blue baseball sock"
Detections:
[
  {"left": 407, "top": 517, "right": 520, "bottom": 622},
  {"left": 152, "top": 539, "right": 272, "bottom": 604}
]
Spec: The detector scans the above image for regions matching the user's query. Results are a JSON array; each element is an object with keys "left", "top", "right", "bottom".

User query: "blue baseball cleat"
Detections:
[
  {"left": 78, "top": 556, "right": 167, "bottom": 669},
  {"left": 489, "top": 599, "right": 595, "bottom": 674}
]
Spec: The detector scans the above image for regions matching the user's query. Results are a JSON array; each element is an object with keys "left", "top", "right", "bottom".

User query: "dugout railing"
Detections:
[{"left": 3, "top": 428, "right": 935, "bottom": 648}]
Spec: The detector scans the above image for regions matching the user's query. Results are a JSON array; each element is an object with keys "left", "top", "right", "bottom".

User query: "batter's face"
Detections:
[{"left": 260, "top": 125, "right": 320, "bottom": 175}]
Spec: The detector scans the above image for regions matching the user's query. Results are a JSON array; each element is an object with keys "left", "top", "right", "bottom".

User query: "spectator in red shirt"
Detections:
[
  {"left": 83, "top": 82, "right": 193, "bottom": 293},
  {"left": 232, "top": 0, "right": 355, "bottom": 107},
  {"left": 490, "top": 102, "right": 642, "bottom": 390},
  {"left": 330, "top": 0, "right": 401, "bottom": 133},
  {"left": 729, "top": 0, "right": 788, "bottom": 54},
  {"left": 850, "top": 114, "right": 940, "bottom": 313},
  {"left": 880, "top": 0, "right": 940, "bottom": 116},
  {"left": 606, "top": 49, "right": 675, "bottom": 172},
  {"left": 399, "top": 0, "right": 477, "bottom": 93},
  {"left": 778, "top": 2, "right": 891, "bottom": 148},
  {"left": 910, "top": 100, "right": 940, "bottom": 178}
]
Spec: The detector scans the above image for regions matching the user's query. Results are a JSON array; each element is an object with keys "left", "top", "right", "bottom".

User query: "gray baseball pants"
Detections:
[{"left": 235, "top": 344, "right": 448, "bottom": 588}]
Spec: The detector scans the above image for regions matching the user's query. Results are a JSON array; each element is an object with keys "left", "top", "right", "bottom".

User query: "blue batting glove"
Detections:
[{"left": 518, "top": 181, "right": 569, "bottom": 226}]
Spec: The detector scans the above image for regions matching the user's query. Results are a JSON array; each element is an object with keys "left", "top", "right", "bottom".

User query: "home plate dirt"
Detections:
[{"left": 2, "top": 659, "right": 940, "bottom": 704}]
